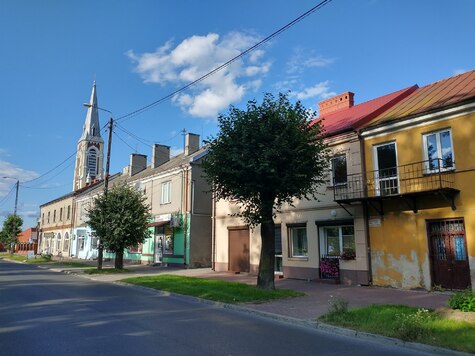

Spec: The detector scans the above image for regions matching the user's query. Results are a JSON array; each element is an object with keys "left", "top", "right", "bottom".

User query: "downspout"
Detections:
[
  {"left": 183, "top": 167, "right": 189, "bottom": 266},
  {"left": 358, "top": 130, "right": 373, "bottom": 285},
  {"left": 211, "top": 189, "right": 216, "bottom": 271}
]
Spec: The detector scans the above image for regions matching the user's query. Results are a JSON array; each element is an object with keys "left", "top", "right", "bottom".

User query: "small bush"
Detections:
[
  {"left": 395, "top": 308, "right": 432, "bottom": 341},
  {"left": 41, "top": 252, "right": 52, "bottom": 262},
  {"left": 448, "top": 289, "right": 475, "bottom": 312},
  {"left": 328, "top": 295, "right": 348, "bottom": 315}
]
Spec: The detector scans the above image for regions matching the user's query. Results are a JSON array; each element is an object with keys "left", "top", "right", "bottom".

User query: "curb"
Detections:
[{"left": 112, "top": 281, "right": 465, "bottom": 356}]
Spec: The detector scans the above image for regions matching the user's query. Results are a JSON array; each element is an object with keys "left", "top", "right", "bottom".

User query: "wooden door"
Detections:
[
  {"left": 427, "top": 219, "right": 471, "bottom": 290},
  {"left": 228, "top": 228, "right": 250, "bottom": 272}
]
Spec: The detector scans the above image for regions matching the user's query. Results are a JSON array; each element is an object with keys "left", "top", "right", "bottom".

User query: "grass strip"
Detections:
[
  {"left": 319, "top": 304, "right": 475, "bottom": 353},
  {"left": 121, "top": 274, "right": 304, "bottom": 304},
  {"left": 85, "top": 268, "right": 130, "bottom": 274}
]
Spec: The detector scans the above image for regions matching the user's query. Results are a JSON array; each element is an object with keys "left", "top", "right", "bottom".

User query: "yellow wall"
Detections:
[{"left": 364, "top": 111, "right": 475, "bottom": 289}]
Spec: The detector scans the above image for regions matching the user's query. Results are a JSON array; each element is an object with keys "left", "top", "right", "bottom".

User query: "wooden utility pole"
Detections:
[{"left": 97, "top": 116, "right": 113, "bottom": 270}]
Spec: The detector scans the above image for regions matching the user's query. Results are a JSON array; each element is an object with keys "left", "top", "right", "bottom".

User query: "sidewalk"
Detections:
[{"left": 48, "top": 257, "right": 450, "bottom": 320}]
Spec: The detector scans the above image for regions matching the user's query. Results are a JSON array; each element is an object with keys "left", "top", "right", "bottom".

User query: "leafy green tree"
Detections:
[
  {"left": 87, "top": 183, "right": 152, "bottom": 269},
  {"left": 203, "top": 93, "right": 329, "bottom": 289},
  {"left": 0, "top": 214, "right": 23, "bottom": 254}
]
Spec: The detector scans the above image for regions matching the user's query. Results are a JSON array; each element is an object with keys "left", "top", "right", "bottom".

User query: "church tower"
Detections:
[{"left": 72, "top": 81, "right": 104, "bottom": 191}]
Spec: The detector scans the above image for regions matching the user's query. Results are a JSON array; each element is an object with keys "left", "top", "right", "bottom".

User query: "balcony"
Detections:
[{"left": 333, "top": 159, "right": 459, "bottom": 213}]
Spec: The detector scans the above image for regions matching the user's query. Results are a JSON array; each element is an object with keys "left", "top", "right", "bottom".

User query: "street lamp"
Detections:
[
  {"left": 2, "top": 176, "right": 19, "bottom": 253},
  {"left": 83, "top": 103, "right": 113, "bottom": 270}
]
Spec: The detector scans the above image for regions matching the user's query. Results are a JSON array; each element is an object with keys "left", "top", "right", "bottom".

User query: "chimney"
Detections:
[
  {"left": 152, "top": 144, "right": 170, "bottom": 168},
  {"left": 185, "top": 133, "right": 200, "bottom": 156},
  {"left": 130, "top": 153, "right": 147, "bottom": 176},
  {"left": 318, "top": 91, "right": 354, "bottom": 116}
]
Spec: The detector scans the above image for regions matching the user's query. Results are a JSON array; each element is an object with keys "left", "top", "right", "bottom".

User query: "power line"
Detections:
[
  {"left": 0, "top": 183, "right": 16, "bottom": 207},
  {"left": 115, "top": 0, "right": 333, "bottom": 123}
]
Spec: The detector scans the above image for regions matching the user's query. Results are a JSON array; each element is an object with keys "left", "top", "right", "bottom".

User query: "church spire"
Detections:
[{"left": 81, "top": 81, "right": 101, "bottom": 140}]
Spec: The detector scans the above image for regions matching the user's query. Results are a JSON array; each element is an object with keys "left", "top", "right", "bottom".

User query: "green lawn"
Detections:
[
  {"left": 85, "top": 268, "right": 130, "bottom": 274},
  {"left": 0, "top": 253, "right": 52, "bottom": 263},
  {"left": 319, "top": 304, "right": 475, "bottom": 353},
  {"left": 55, "top": 261, "right": 93, "bottom": 268},
  {"left": 121, "top": 274, "right": 304, "bottom": 304}
]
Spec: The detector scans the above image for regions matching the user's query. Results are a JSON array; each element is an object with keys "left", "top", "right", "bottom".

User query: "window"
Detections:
[
  {"left": 67, "top": 205, "right": 71, "bottom": 220},
  {"left": 275, "top": 225, "right": 283, "bottom": 273},
  {"left": 63, "top": 232, "right": 69, "bottom": 252},
  {"left": 53, "top": 210, "right": 56, "bottom": 222},
  {"left": 288, "top": 225, "right": 308, "bottom": 257},
  {"left": 56, "top": 233, "right": 61, "bottom": 251},
  {"left": 91, "top": 233, "right": 98, "bottom": 249},
  {"left": 423, "top": 129, "right": 454, "bottom": 172},
  {"left": 47, "top": 212, "right": 50, "bottom": 224},
  {"left": 42, "top": 213, "right": 44, "bottom": 225},
  {"left": 320, "top": 225, "right": 355, "bottom": 257},
  {"left": 60, "top": 208, "right": 63, "bottom": 221},
  {"left": 161, "top": 181, "right": 171, "bottom": 204},
  {"left": 87, "top": 148, "right": 98, "bottom": 179},
  {"left": 330, "top": 155, "right": 347, "bottom": 185},
  {"left": 80, "top": 203, "right": 86, "bottom": 220}
]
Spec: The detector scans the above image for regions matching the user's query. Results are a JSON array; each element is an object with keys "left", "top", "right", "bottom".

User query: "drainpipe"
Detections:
[
  {"left": 358, "top": 130, "right": 373, "bottom": 285},
  {"left": 183, "top": 167, "right": 189, "bottom": 266},
  {"left": 211, "top": 189, "right": 216, "bottom": 271}
]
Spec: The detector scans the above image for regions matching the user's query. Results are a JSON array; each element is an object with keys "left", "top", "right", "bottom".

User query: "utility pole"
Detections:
[
  {"left": 2, "top": 177, "right": 20, "bottom": 254},
  {"left": 97, "top": 116, "right": 113, "bottom": 270}
]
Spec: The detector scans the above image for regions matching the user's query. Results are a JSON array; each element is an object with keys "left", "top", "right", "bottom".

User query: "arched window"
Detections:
[
  {"left": 87, "top": 148, "right": 98, "bottom": 179},
  {"left": 63, "top": 232, "right": 70, "bottom": 253},
  {"left": 56, "top": 233, "right": 62, "bottom": 251}
]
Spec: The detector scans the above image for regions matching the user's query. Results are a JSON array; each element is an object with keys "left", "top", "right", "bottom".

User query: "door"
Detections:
[
  {"left": 427, "top": 219, "right": 471, "bottom": 290},
  {"left": 228, "top": 228, "right": 250, "bottom": 272},
  {"left": 374, "top": 142, "right": 399, "bottom": 196}
]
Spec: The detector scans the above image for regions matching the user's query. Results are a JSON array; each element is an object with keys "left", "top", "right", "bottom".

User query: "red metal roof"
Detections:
[
  {"left": 369, "top": 70, "right": 475, "bottom": 125},
  {"left": 311, "top": 85, "right": 418, "bottom": 136}
]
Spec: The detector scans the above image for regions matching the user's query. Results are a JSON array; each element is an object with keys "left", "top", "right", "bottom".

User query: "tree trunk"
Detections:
[
  {"left": 257, "top": 200, "right": 275, "bottom": 289},
  {"left": 115, "top": 250, "right": 124, "bottom": 269}
]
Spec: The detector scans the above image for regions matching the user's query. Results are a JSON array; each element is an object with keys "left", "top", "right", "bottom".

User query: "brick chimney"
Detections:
[
  {"left": 185, "top": 133, "right": 200, "bottom": 156},
  {"left": 318, "top": 92, "right": 354, "bottom": 116},
  {"left": 129, "top": 153, "right": 147, "bottom": 176},
  {"left": 151, "top": 144, "right": 170, "bottom": 168}
]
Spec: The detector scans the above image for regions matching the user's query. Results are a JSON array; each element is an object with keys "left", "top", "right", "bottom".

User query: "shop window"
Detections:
[{"left": 320, "top": 225, "right": 355, "bottom": 257}]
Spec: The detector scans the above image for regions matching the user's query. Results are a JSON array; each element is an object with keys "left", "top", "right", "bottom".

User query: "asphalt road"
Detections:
[{"left": 0, "top": 260, "right": 431, "bottom": 356}]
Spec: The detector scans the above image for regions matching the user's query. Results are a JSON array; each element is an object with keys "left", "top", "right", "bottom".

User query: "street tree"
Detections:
[
  {"left": 87, "top": 183, "right": 152, "bottom": 269},
  {"left": 0, "top": 214, "right": 23, "bottom": 254},
  {"left": 203, "top": 93, "right": 329, "bottom": 289}
]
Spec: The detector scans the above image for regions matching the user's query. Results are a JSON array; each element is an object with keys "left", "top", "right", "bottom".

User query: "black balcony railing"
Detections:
[{"left": 334, "top": 159, "right": 456, "bottom": 202}]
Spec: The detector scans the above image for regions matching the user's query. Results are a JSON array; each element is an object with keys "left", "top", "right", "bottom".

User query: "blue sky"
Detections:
[{"left": 0, "top": 0, "right": 474, "bottom": 229}]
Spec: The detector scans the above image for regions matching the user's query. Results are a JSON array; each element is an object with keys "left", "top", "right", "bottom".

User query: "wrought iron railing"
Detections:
[{"left": 334, "top": 159, "right": 456, "bottom": 201}]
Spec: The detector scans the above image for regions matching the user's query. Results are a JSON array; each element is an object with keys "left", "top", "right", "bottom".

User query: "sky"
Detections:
[{"left": 0, "top": 0, "right": 474, "bottom": 229}]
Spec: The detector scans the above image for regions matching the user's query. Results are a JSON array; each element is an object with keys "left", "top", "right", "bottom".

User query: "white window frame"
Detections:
[
  {"left": 373, "top": 141, "right": 399, "bottom": 196},
  {"left": 330, "top": 154, "right": 347, "bottom": 186},
  {"left": 422, "top": 128, "right": 455, "bottom": 173},
  {"left": 319, "top": 225, "right": 355, "bottom": 257},
  {"left": 161, "top": 181, "right": 171, "bottom": 204},
  {"left": 288, "top": 225, "right": 308, "bottom": 258}
]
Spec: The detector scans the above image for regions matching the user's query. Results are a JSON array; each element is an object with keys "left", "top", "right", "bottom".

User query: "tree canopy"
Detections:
[
  {"left": 87, "top": 183, "right": 152, "bottom": 269},
  {"left": 0, "top": 214, "right": 23, "bottom": 253},
  {"left": 203, "top": 92, "right": 329, "bottom": 288}
]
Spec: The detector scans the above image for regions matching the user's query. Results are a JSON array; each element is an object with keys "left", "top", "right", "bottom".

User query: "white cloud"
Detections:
[
  {"left": 0, "top": 160, "right": 39, "bottom": 198},
  {"left": 127, "top": 31, "right": 271, "bottom": 119},
  {"left": 292, "top": 81, "right": 336, "bottom": 101},
  {"left": 286, "top": 48, "right": 334, "bottom": 75}
]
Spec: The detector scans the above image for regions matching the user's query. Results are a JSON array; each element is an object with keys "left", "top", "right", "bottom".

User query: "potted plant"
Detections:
[{"left": 340, "top": 248, "right": 356, "bottom": 261}]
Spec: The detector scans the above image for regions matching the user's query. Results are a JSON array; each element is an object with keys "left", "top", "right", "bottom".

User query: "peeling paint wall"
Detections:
[{"left": 365, "top": 111, "right": 475, "bottom": 291}]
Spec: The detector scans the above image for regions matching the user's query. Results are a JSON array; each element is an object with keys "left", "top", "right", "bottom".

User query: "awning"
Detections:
[{"left": 148, "top": 220, "right": 170, "bottom": 227}]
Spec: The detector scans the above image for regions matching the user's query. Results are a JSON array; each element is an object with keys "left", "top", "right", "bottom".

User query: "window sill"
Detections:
[{"left": 288, "top": 257, "right": 309, "bottom": 261}]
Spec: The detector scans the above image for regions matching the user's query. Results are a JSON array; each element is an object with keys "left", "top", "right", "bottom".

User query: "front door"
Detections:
[
  {"left": 154, "top": 234, "right": 163, "bottom": 264},
  {"left": 374, "top": 142, "right": 399, "bottom": 196},
  {"left": 427, "top": 219, "right": 471, "bottom": 290},
  {"left": 228, "top": 228, "right": 250, "bottom": 272}
]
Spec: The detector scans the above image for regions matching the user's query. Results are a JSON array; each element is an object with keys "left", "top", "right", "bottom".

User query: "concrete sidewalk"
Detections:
[{"left": 48, "top": 257, "right": 450, "bottom": 320}]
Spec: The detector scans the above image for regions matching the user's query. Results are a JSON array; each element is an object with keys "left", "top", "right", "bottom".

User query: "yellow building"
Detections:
[{"left": 336, "top": 70, "right": 475, "bottom": 290}]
